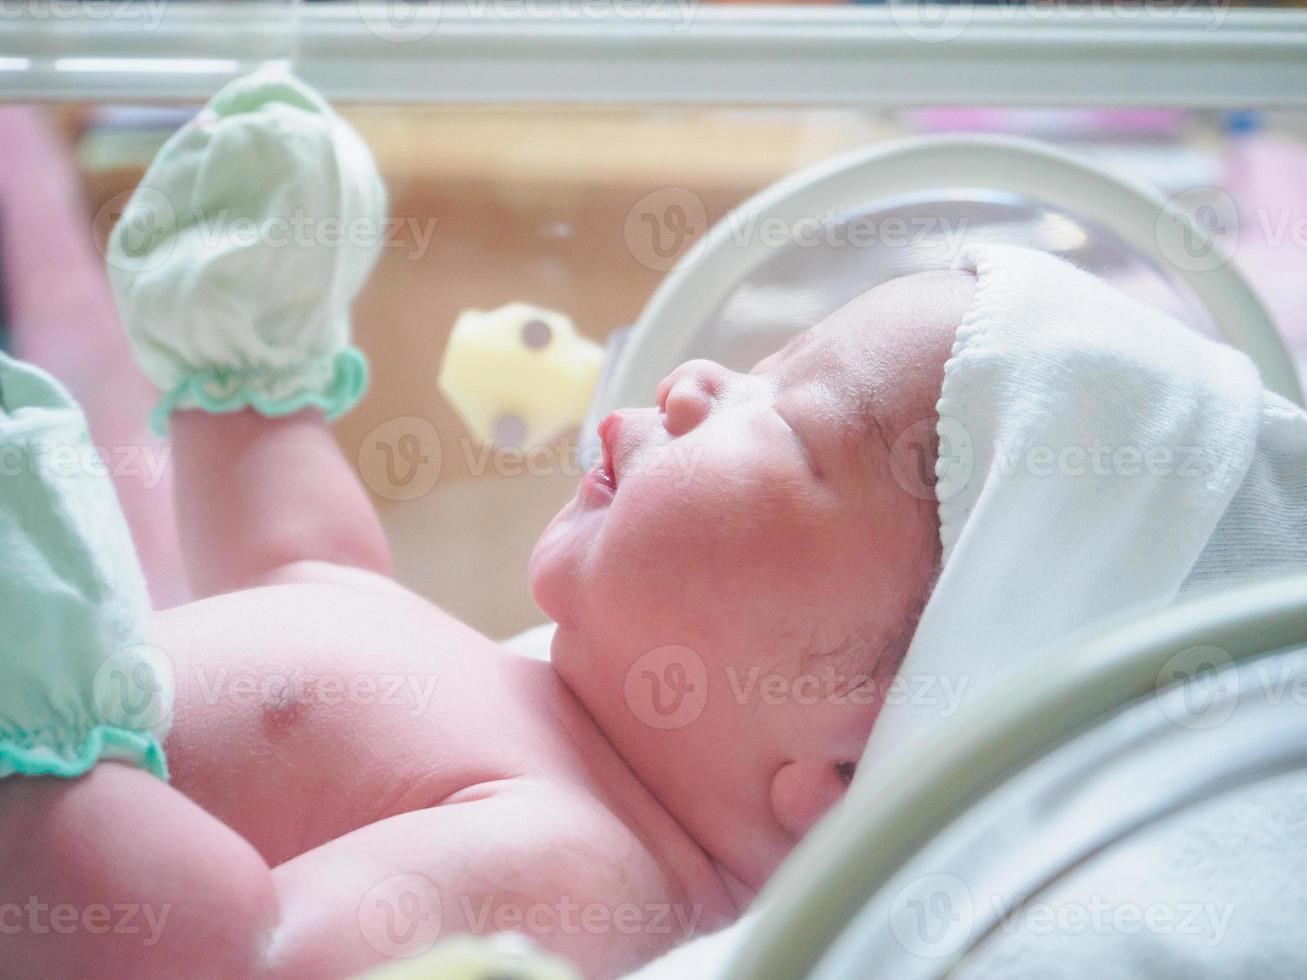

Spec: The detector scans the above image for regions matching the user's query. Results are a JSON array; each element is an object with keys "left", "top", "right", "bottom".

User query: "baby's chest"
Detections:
[{"left": 154, "top": 581, "right": 578, "bottom": 862}]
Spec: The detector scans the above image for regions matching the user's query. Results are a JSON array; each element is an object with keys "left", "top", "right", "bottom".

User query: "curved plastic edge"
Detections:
[
  {"left": 722, "top": 572, "right": 1307, "bottom": 980},
  {"left": 601, "top": 134, "right": 1301, "bottom": 413}
]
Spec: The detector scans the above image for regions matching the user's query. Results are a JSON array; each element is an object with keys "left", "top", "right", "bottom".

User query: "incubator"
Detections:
[{"left": 3, "top": 4, "right": 1307, "bottom": 977}]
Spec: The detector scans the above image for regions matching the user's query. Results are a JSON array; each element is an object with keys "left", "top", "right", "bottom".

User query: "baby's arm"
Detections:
[
  {"left": 170, "top": 409, "right": 392, "bottom": 596},
  {"left": 103, "top": 71, "right": 393, "bottom": 597},
  {"left": 1, "top": 766, "right": 653, "bottom": 978}
]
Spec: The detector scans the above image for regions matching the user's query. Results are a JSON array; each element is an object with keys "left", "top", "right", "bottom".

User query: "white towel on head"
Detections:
[{"left": 863, "top": 242, "right": 1307, "bottom": 763}]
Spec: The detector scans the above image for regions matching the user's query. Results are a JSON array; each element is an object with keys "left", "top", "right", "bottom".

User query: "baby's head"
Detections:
[{"left": 530, "top": 269, "right": 975, "bottom": 890}]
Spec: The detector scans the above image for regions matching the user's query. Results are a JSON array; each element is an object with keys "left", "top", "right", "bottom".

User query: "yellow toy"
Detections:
[
  {"left": 438, "top": 303, "right": 604, "bottom": 450},
  {"left": 353, "top": 932, "right": 581, "bottom": 980}
]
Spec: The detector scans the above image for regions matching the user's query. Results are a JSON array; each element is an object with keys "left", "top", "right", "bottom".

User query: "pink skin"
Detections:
[
  {"left": 0, "top": 270, "right": 972, "bottom": 978},
  {"left": 533, "top": 269, "right": 974, "bottom": 890}
]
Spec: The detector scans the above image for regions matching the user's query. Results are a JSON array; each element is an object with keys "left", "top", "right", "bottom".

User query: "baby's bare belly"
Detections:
[{"left": 155, "top": 577, "right": 594, "bottom": 866}]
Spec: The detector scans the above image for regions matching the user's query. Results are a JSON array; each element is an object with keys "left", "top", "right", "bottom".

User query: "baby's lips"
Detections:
[{"left": 598, "top": 411, "right": 625, "bottom": 484}]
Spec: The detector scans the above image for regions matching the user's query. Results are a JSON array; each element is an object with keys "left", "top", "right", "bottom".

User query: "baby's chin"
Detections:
[{"left": 528, "top": 499, "right": 592, "bottom": 629}]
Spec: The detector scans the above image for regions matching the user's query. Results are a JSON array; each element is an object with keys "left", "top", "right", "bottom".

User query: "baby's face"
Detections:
[{"left": 530, "top": 271, "right": 973, "bottom": 890}]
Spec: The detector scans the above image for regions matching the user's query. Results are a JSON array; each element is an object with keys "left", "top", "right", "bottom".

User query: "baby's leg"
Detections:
[{"left": 169, "top": 408, "right": 392, "bottom": 597}]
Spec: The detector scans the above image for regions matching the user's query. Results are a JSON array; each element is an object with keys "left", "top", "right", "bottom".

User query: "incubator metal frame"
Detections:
[
  {"left": 3, "top": 5, "right": 1307, "bottom": 106},
  {"left": 723, "top": 572, "right": 1307, "bottom": 979}
]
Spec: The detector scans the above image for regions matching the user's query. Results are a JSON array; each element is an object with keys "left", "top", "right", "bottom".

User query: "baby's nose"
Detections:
[{"left": 658, "top": 360, "right": 724, "bottom": 436}]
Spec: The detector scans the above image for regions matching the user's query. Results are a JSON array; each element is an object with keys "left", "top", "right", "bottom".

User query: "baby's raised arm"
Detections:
[
  {"left": 105, "top": 69, "right": 393, "bottom": 596},
  {"left": 169, "top": 409, "right": 391, "bottom": 596}
]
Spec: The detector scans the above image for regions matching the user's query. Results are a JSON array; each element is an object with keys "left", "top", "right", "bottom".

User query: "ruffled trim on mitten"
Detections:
[
  {"left": 0, "top": 725, "right": 168, "bottom": 781},
  {"left": 149, "top": 345, "right": 369, "bottom": 435}
]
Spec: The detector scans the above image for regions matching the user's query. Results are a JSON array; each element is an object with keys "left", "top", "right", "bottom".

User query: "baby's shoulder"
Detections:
[{"left": 156, "top": 569, "right": 592, "bottom": 833}]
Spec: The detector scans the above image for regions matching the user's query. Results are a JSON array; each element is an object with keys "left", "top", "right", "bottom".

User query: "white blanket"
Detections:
[{"left": 863, "top": 242, "right": 1279, "bottom": 760}]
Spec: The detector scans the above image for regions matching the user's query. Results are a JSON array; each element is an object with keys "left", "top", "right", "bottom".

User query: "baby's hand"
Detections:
[{"left": 106, "top": 68, "right": 386, "bottom": 434}]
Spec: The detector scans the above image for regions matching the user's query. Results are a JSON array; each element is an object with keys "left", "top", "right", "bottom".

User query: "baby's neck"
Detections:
[{"left": 542, "top": 661, "right": 747, "bottom": 933}]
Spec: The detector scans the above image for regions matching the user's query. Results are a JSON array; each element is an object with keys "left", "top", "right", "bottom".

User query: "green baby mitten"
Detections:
[
  {"left": 0, "top": 352, "right": 172, "bottom": 780},
  {"left": 106, "top": 67, "right": 388, "bottom": 434}
]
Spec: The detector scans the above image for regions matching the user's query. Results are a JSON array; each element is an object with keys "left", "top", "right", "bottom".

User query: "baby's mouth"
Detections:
[
  {"left": 578, "top": 412, "right": 621, "bottom": 506},
  {"left": 597, "top": 411, "right": 622, "bottom": 490}
]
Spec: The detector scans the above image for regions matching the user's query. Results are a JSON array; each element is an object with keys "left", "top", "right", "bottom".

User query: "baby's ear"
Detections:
[{"left": 768, "top": 757, "right": 856, "bottom": 841}]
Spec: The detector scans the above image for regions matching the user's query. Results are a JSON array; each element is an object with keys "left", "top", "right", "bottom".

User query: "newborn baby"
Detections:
[{"left": 0, "top": 74, "right": 971, "bottom": 979}]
